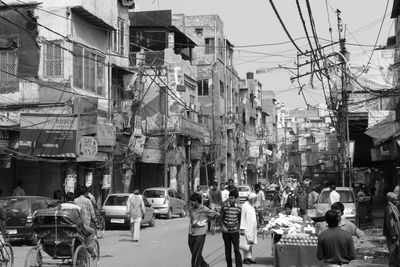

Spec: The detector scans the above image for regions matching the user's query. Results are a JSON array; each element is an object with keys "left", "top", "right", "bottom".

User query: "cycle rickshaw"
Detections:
[{"left": 24, "top": 208, "right": 100, "bottom": 267}]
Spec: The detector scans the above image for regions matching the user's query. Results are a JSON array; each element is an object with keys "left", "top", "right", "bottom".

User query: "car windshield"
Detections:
[
  {"left": 319, "top": 190, "right": 355, "bottom": 203},
  {"left": 3, "top": 198, "right": 30, "bottom": 212},
  {"left": 105, "top": 195, "right": 129, "bottom": 206},
  {"left": 239, "top": 187, "right": 250, "bottom": 192},
  {"left": 143, "top": 190, "right": 165, "bottom": 198}
]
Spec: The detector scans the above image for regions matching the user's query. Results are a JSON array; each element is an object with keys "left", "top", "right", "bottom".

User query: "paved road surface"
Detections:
[{"left": 11, "top": 216, "right": 385, "bottom": 266}]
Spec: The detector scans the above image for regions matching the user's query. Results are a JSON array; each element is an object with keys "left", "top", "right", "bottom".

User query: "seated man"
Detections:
[
  {"left": 60, "top": 192, "right": 85, "bottom": 227},
  {"left": 315, "top": 202, "right": 364, "bottom": 238}
]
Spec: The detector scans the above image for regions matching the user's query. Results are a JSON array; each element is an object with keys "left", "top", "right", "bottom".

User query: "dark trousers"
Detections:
[
  {"left": 222, "top": 232, "right": 242, "bottom": 267},
  {"left": 387, "top": 237, "right": 400, "bottom": 267},
  {"left": 188, "top": 234, "right": 209, "bottom": 267}
]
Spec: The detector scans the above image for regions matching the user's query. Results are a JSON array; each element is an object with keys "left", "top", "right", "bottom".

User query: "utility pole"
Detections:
[{"left": 336, "top": 9, "right": 349, "bottom": 187}]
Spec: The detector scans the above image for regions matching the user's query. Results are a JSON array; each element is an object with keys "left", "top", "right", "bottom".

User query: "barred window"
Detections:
[
  {"left": 73, "top": 43, "right": 105, "bottom": 96},
  {"left": 43, "top": 41, "right": 63, "bottom": 77},
  {"left": 0, "top": 50, "right": 17, "bottom": 81}
]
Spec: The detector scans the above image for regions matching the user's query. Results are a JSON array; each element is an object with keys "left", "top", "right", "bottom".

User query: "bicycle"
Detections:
[{"left": 0, "top": 235, "right": 14, "bottom": 267}]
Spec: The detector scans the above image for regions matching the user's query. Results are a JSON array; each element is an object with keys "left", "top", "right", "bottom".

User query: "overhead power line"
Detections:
[{"left": 268, "top": 0, "right": 304, "bottom": 54}]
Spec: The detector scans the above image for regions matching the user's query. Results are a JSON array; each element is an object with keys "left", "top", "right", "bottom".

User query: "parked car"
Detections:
[
  {"left": 143, "top": 187, "right": 186, "bottom": 219},
  {"left": 238, "top": 185, "right": 252, "bottom": 203},
  {"left": 314, "top": 187, "right": 358, "bottom": 225},
  {"left": 0, "top": 196, "right": 56, "bottom": 243},
  {"left": 101, "top": 193, "right": 156, "bottom": 229}
]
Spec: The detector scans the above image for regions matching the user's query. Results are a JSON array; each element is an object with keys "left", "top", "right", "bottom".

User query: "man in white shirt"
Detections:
[
  {"left": 329, "top": 185, "right": 340, "bottom": 207},
  {"left": 220, "top": 182, "right": 229, "bottom": 203}
]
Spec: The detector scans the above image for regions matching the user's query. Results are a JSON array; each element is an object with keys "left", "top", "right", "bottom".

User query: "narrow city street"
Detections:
[
  {"left": 9, "top": 216, "right": 385, "bottom": 267},
  {"left": 11, "top": 217, "right": 272, "bottom": 267}
]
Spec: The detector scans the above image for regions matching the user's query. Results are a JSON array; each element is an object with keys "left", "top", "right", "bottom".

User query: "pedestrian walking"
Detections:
[
  {"left": 126, "top": 188, "right": 146, "bottom": 242},
  {"left": 383, "top": 192, "right": 400, "bottom": 267},
  {"left": 317, "top": 209, "right": 356, "bottom": 266},
  {"left": 254, "top": 184, "right": 265, "bottom": 208},
  {"left": 188, "top": 193, "right": 219, "bottom": 267},
  {"left": 328, "top": 185, "right": 340, "bottom": 207},
  {"left": 220, "top": 191, "right": 242, "bottom": 267},
  {"left": 220, "top": 182, "right": 230, "bottom": 203},
  {"left": 240, "top": 193, "right": 257, "bottom": 265},
  {"left": 307, "top": 186, "right": 319, "bottom": 209},
  {"left": 296, "top": 187, "right": 307, "bottom": 214},
  {"left": 226, "top": 179, "right": 239, "bottom": 201}
]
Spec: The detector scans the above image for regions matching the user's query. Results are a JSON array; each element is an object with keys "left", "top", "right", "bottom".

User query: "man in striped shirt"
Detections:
[{"left": 220, "top": 191, "right": 242, "bottom": 267}]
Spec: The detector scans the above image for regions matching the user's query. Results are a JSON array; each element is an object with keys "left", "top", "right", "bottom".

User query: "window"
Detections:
[
  {"left": 205, "top": 38, "right": 215, "bottom": 54},
  {"left": 73, "top": 44, "right": 105, "bottom": 96},
  {"left": 190, "top": 95, "right": 195, "bottom": 104},
  {"left": 197, "top": 79, "right": 209, "bottom": 96},
  {"left": 0, "top": 50, "right": 17, "bottom": 81},
  {"left": 220, "top": 81, "right": 224, "bottom": 97},
  {"left": 112, "top": 18, "right": 125, "bottom": 54},
  {"left": 119, "top": 18, "right": 125, "bottom": 55},
  {"left": 43, "top": 41, "right": 63, "bottom": 77}
]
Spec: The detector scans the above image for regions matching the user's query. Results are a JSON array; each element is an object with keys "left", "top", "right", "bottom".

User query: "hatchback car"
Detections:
[
  {"left": 238, "top": 185, "right": 252, "bottom": 203},
  {"left": 315, "top": 187, "right": 358, "bottom": 225},
  {"left": 0, "top": 196, "right": 56, "bottom": 243},
  {"left": 143, "top": 187, "right": 186, "bottom": 219},
  {"left": 101, "top": 193, "right": 156, "bottom": 229}
]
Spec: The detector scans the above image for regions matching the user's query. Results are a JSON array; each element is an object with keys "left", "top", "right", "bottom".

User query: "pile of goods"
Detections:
[
  {"left": 276, "top": 235, "right": 318, "bottom": 246},
  {"left": 264, "top": 214, "right": 316, "bottom": 235}
]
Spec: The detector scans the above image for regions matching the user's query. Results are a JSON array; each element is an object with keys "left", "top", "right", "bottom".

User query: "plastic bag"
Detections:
[{"left": 239, "top": 235, "right": 250, "bottom": 251}]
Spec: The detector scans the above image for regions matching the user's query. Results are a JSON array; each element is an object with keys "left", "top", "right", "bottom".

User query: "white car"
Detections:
[
  {"left": 238, "top": 185, "right": 252, "bottom": 203},
  {"left": 315, "top": 187, "right": 358, "bottom": 225},
  {"left": 143, "top": 187, "right": 186, "bottom": 219}
]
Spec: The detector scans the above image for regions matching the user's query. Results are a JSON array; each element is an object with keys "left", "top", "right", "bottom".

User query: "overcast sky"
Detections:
[{"left": 136, "top": 0, "right": 394, "bottom": 109}]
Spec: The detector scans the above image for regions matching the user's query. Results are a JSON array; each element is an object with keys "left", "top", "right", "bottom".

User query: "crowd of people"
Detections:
[{"left": 188, "top": 180, "right": 258, "bottom": 267}]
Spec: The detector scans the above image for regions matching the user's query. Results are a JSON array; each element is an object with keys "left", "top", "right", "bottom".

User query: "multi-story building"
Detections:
[
  {"left": 0, "top": 0, "right": 134, "bottom": 201},
  {"left": 238, "top": 73, "right": 269, "bottom": 185},
  {"left": 128, "top": 10, "right": 209, "bottom": 199},
  {"left": 172, "top": 14, "right": 243, "bottom": 185}
]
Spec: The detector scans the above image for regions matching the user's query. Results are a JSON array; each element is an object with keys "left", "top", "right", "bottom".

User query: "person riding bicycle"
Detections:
[{"left": 74, "top": 186, "right": 98, "bottom": 259}]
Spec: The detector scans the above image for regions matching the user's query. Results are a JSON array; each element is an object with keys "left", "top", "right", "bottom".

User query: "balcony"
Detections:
[{"left": 129, "top": 51, "right": 165, "bottom": 66}]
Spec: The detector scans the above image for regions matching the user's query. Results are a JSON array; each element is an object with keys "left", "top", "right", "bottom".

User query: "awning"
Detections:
[
  {"left": 365, "top": 120, "right": 400, "bottom": 145},
  {"left": 71, "top": 6, "right": 115, "bottom": 31}
]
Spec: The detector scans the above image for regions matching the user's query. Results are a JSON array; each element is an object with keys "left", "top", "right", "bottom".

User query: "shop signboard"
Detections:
[
  {"left": 19, "top": 114, "right": 77, "bottom": 157},
  {"left": 77, "top": 136, "right": 98, "bottom": 160}
]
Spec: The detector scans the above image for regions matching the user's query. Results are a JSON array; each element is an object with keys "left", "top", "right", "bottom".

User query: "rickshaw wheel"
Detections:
[
  {"left": 73, "top": 245, "right": 90, "bottom": 267},
  {"left": 24, "top": 247, "right": 42, "bottom": 267},
  {"left": 2, "top": 242, "right": 14, "bottom": 267}
]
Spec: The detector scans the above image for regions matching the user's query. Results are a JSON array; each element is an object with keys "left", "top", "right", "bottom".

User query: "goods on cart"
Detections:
[
  {"left": 264, "top": 213, "right": 316, "bottom": 235},
  {"left": 276, "top": 235, "right": 318, "bottom": 246}
]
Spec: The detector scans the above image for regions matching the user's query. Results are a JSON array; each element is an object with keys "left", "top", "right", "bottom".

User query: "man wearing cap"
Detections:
[{"left": 240, "top": 193, "right": 258, "bottom": 265}]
